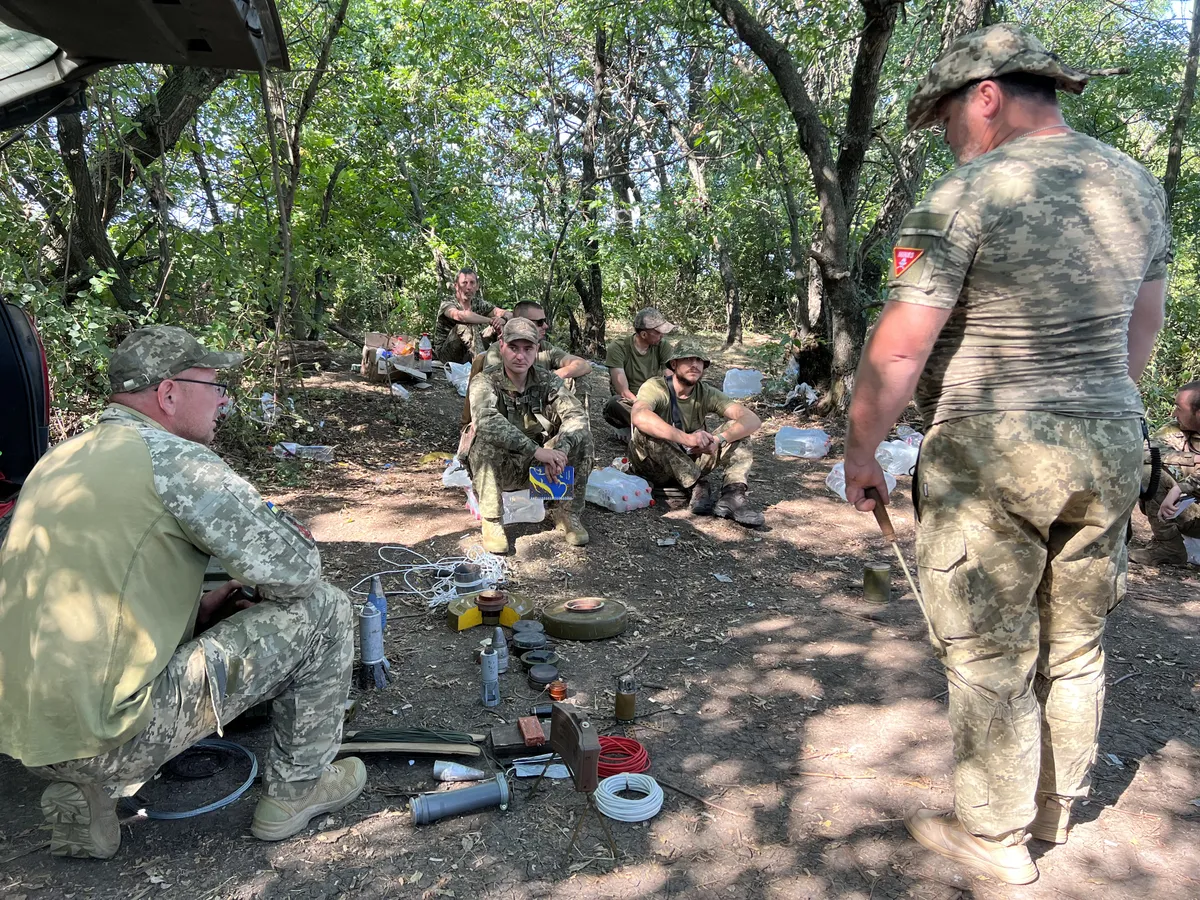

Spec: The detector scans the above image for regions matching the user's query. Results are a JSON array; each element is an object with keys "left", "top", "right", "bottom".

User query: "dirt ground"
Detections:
[{"left": 3, "top": 334, "right": 1200, "bottom": 900}]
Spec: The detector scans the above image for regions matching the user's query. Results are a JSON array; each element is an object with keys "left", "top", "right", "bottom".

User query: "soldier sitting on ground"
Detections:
[
  {"left": 434, "top": 267, "right": 511, "bottom": 363},
  {"left": 603, "top": 307, "right": 676, "bottom": 442},
  {"left": 467, "top": 317, "right": 594, "bottom": 555},
  {"left": 629, "top": 339, "right": 765, "bottom": 527},
  {"left": 1131, "top": 379, "right": 1200, "bottom": 566},
  {"left": 0, "top": 326, "right": 364, "bottom": 860},
  {"left": 460, "top": 300, "right": 591, "bottom": 432}
]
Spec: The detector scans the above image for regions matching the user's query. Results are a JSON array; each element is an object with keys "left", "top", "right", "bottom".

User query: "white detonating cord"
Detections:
[
  {"left": 348, "top": 544, "right": 506, "bottom": 609},
  {"left": 593, "top": 773, "right": 664, "bottom": 822}
]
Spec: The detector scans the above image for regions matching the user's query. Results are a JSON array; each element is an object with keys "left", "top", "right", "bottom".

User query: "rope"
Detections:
[
  {"left": 594, "top": 773, "right": 664, "bottom": 822},
  {"left": 598, "top": 736, "right": 650, "bottom": 777}
]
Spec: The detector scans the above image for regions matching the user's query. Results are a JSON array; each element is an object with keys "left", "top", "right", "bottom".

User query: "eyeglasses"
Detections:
[
  {"left": 526, "top": 317, "right": 548, "bottom": 325},
  {"left": 167, "top": 377, "right": 230, "bottom": 397}
]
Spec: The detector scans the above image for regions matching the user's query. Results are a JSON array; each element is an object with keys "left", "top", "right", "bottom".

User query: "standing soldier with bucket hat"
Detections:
[{"left": 843, "top": 24, "right": 1169, "bottom": 884}]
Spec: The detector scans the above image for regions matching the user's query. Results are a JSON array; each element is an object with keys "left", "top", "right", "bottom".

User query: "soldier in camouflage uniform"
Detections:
[
  {"left": 434, "top": 267, "right": 511, "bottom": 363},
  {"left": 629, "top": 339, "right": 765, "bottom": 527},
  {"left": 842, "top": 25, "right": 1170, "bottom": 884},
  {"left": 467, "top": 317, "right": 593, "bottom": 554},
  {"left": 0, "top": 326, "right": 365, "bottom": 859},
  {"left": 1130, "top": 380, "right": 1200, "bottom": 566}
]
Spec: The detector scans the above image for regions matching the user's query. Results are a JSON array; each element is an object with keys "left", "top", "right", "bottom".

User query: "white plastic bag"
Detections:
[
  {"left": 465, "top": 487, "right": 545, "bottom": 524},
  {"left": 825, "top": 462, "right": 896, "bottom": 502},
  {"left": 442, "top": 457, "right": 472, "bottom": 488},
  {"left": 446, "top": 361, "right": 472, "bottom": 397},
  {"left": 874, "top": 440, "right": 920, "bottom": 476},
  {"left": 585, "top": 467, "right": 653, "bottom": 512},
  {"left": 1184, "top": 536, "right": 1200, "bottom": 566},
  {"left": 272, "top": 443, "right": 333, "bottom": 462},
  {"left": 391, "top": 383, "right": 411, "bottom": 401},
  {"left": 895, "top": 424, "right": 924, "bottom": 446},
  {"left": 722, "top": 368, "right": 764, "bottom": 399},
  {"left": 784, "top": 357, "right": 800, "bottom": 380},
  {"left": 774, "top": 427, "right": 831, "bottom": 459}
]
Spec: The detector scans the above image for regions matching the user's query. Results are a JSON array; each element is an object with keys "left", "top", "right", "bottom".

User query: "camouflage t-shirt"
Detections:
[
  {"left": 635, "top": 376, "right": 733, "bottom": 435},
  {"left": 434, "top": 295, "right": 498, "bottom": 347},
  {"left": 605, "top": 335, "right": 671, "bottom": 395},
  {"left": 888, "top": 131, "right": 1170, "bottom": 427}
]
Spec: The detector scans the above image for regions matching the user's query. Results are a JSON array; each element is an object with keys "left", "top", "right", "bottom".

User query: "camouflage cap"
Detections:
[
  {"left": 501, "top": 317, "right": 541, "bottom": 344},
  {"left": 633, "top": 307, "right": 676, "bottom": 334},
  {"left": 907, "top": 24, "right": 1089, "bottom": 131},
  {"left": 109, "top": 325, "right": 243, "bottom": 393},
  {"left": 665, "top": 338, "right": 710, "bottom": 368}
]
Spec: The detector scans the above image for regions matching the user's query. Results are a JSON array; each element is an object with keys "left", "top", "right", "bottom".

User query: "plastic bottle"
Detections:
[
  {"left": 391, "top": 383, "right": 411, "bottom": 401},
  {"left": 418, "top": 333, "right": 433, "bottom": 361},
  {"left": 272, "top": 443, "right": 334, "bottom": 462},
  {"left": 774, "top": 427, "right": 831, "bottom": 459},
  {"left": 584, "top": 468, "right": 653, "bottom": 512},
  {"left": 376, "top": 349, "right": 393, "bottom": 375}
]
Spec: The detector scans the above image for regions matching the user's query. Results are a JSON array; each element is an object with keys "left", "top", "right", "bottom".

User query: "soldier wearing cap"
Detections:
[
  {"left": 842, "top": 25, "right": 1169, "bottom": 883},
  {"left": 434, "top": 267, "right": 512, "bottom": 364},
  {"left": 603, "top": 307, "right": 676, "bottom": 439},
  {"left": 467, "top": 317, "right": 593, "bottom": 554},
  {"left": 0, "top": 326, "right": 366, "bottom": 859},
  {"left": 630, "top": 339, "right": 765, "bottom": 527}
]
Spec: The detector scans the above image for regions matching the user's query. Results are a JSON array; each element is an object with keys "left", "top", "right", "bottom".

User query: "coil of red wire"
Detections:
[{"left": 598, "top": 735, "right": 650, "bottom": 777}]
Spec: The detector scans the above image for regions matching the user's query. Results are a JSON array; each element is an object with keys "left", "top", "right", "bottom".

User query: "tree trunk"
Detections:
[
  {"left": 718, "top": 243, "right": 743, "bottom": 345},
  {"left": 1164, "top": 0, "right": 1200, "bottom": 217},
  {"left": 573, "top": 27, "right": 608, "bottom": 358},
  {"left": 311, "top": 159, "right": 349, "bottom": 338}
]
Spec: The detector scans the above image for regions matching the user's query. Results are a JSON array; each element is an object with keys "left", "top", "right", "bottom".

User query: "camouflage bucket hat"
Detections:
[
  {"left": 665, "top": 339, "right": 710, "bottom": 368},
  {"left": 109, "top": 325, "right": 243, "bottom": 393},
  {"left": 501, "top": 317, "right": 541, "bottom": 344},
  {"left": 633, "top": 307, "right": 676, "bottom": 334},
  {"left": 907, "top": 23, "right": 1089, "bottom": 130}
]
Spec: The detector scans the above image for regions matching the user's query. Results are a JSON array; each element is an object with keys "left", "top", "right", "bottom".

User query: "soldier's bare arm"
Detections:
[
  {"left": 555, "top": 353, "right": 591, "bottom": 380},
  {"left": 719, "top": 402, "right": 761, "bottom": 444},
  {"left": 1128, "top": 279, "right": 1166, "bottom": 381},
  {"left": 631, "top": 398, "right": 702, "bottom": 450},
  {"left": 609, "top": 367, "right": 636, "bottom": 402},
  {"left": 845, "top": 300, "right": 953, "bottom": 510}
]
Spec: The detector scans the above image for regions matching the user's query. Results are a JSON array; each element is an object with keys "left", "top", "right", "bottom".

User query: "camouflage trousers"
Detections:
[
  {"left": 468, "top": 432, "right": 594, "bottom": 518},
  {"left": 437, "top": 324, "right": 482, "bottom": 365},
  {"left": 915, "top": 412, "right": 1142, "bottom": 839},
  {"left": 629, "top": 422, "right": 753, "bottom": 490},
  {"left": 603, "top": 397, "right": 633, "bottom": 430},
  {"left": 30, "top": 582, "right": 353, "bottom": 801},
  {"left": 1140, "top": 469, "right": 1200, "bottom": 542}
]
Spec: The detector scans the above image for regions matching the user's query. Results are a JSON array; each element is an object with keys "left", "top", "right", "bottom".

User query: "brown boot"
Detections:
[
  {"left": 1029, "top": 794, "right": 1072, "bottom": 844},
  {"left": 905, "top": 809, "right": 1038, "bottom": 885},
  {"left": 41, "top": 782, "right": 120, "bottom": 859},
  {"left": 712, "top": 483, "right": 765, "bottom": 527},
  {"left": 688, "top": 477, "right": 715, "bottom": 515},
  {"left": 1129, "top": 538, "right": 1188, "bottom": 566},
  {"left": 481, "top": 518, "right": 509, "bottom": 555},
  {"left": 552, "top": 506, "right": 589, "bottom": 546}
]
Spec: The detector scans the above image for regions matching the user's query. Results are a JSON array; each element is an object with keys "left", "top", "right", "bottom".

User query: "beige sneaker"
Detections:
[
  {"left": 251, "top": 758, "right": 367, "bottom": 842},
  {"left": 551, "top": 506, "right": 589, "bottom": 546},
  {"left": 905, "top": 809, "right": 1038, "bottom": 885},
  {"left": 41, "top": 782, "right": 121, "bottom": 859},
  {"left": 1029, "top": 794, "right": 1072, "bottom": 843},
  {"left": 481, "top": 518, "right": 509, "bottom": 555}
]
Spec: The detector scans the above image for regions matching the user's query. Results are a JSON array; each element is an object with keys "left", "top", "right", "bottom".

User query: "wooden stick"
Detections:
[
  {"left": 794, "top": 770, "right": 876, "bottom": 780},
  {"left": 615, "top": 650, "right": 650, "bottom": 677},
  {"left": 336, "top": 741, "right": 482, "bottom": 757},
  {"left": 656, "top": 777, "right": 749, "bottom": 818}
]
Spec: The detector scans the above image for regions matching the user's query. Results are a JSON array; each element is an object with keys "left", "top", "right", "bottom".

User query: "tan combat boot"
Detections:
[
  {"left": 251, "top": 758, "right": 367, "bottom": 842},
  {"left": 905, "top": 809, "right": 1038, "bottom": 885},
  {"left": 1129, "top": 538, "right": 1188, "bottom": 566},
  {"left": 552, "top": 505, "right": 589, "bottom": 546},
  {"left": 1029, "top": 793, "right": 1072, "bottom": 843},
  {"left": 481, "top": 518, "right": 509, "bottom": 555},
  {"left": 41, "top": 782, "right": 121, "bottom": 859}
]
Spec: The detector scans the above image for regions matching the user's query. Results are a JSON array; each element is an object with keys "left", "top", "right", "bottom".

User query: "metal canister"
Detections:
[
  {"left": 480, "top": 647, "right": 500, "bottom": 707},
  {"left": 615, "top": 674, "right": 637, "bottom": 723}
]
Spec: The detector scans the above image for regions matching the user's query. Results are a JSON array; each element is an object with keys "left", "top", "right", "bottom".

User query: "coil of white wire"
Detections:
[
  {"left": 347, "top": 544, "right": 507, "bottom": 608},
  {"left": 594, "top": 773, "right": 664, "bottom": 822}
]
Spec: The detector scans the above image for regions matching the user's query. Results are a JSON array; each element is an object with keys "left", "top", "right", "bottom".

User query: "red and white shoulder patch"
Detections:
[{"left": 892, "top": 247, "right": 924, "bottom": 277}]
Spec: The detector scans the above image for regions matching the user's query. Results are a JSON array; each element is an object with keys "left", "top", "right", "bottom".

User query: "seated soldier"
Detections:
[
  {"left": 630, "top": 339, "right": 765, "bottom": 527},
  {"left": 603, "top": 307, "right": 676, "bottom": 440},
  {"left": 460, "top": 300, "right": 591, "bottom": 430},
  {"left": 0, "top": 326, "right": 365, "bottom": 859},
  {"left": 1130, "top": 379, "right": 1200, "bottom": 566},
  {"left": 467, "top": 318, "right": 594, "bottom": 554},
  {"left": 434, "top": 267, "right": 511, "bottom": 363}
]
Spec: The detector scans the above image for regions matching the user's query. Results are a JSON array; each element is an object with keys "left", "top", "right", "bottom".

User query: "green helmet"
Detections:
[{"left": 664, "top": 339, "right": 710, "bottom": 368}]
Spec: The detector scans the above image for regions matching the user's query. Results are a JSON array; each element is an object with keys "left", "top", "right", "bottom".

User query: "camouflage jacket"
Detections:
[
  {"left": 468, "top": 364, "right": 587, "bottom": 456},
  {"left": 1151, "top": 424, "right": 1200, "bottom": 493}
]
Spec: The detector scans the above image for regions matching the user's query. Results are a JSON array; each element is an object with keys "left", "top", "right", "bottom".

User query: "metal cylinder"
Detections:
[
  {"left": 863, "top": 562, "right": 891, "bottom": 604},
  {"left": 492, "top": 626, "right": 509, "bottom": 674},
  {"left": 368, "top": 575, "right": 387, "bottom": 629},
  {"left": 615, "top": 674, "right": 637, "bottom": 723},
  {"left": 433, "top": 760, "right": 488, "bottom": 782},
  {"left": 480, "top": 647, "right": 500, "bottom": 707},
  {"left": 358, "top": 604, "right": 385, "bottom": 664},
  {"left": 409, "top": 774, "right": 509, "bottom": 825}
]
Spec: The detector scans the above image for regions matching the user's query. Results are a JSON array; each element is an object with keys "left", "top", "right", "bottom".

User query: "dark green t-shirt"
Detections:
[{"left": 605, "top": 336, "right": 670, "bottom": 395}]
